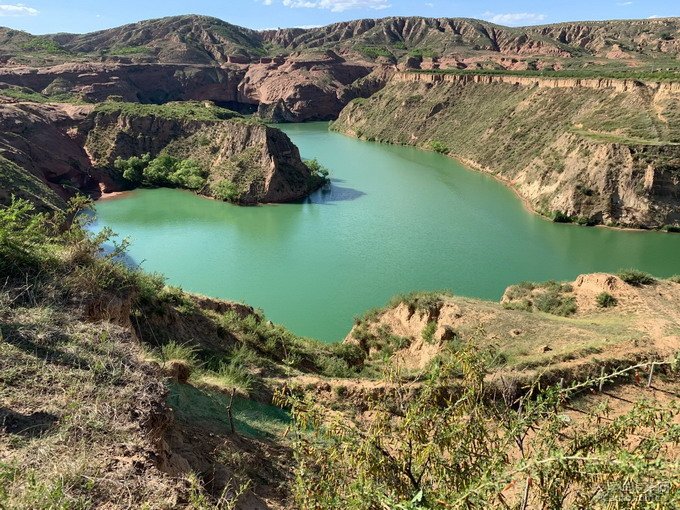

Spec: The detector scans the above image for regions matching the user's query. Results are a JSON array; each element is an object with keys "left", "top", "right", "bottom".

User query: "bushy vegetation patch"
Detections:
[
  {"left": 596, "top": 292, "right": 618, "bottom": 308},
  {"left": 356, "top": 45, "right": 394, "bottom": 59},
  {"left": 534, "top": 291, "right": 577, "bottom": 316},
  {"left": 422, "top": 321, "right": 437, "bottom": 343},
  {"left": 503, "top": 281, "right": 577, "bottom": 316},
  {"left": 95, "top": 100, "right": 241, "bottom": 122},
  {"left": 114, "top": 153, "right": 208, "bottom": 190},
  {"left": 278, "top": 347, "right": 680, "bottom": 509},
  {"left": 388, "top": 291, "right": 453, "bottom": 317},
  {"left": 429, "top": 140, "right": 450, "bottom": 154},
  {"left": 210, "top": 179, "right": 241, "bottom": 202},
  {"left": 617, "top": 269, "right": 656, "bottom": 286},
  {"left": 305, "top": 158, "right": 330, "bottom": 183}
]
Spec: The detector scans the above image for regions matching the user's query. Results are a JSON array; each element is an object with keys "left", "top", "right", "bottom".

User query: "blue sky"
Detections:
[{"left": 0, "top": 1, "right": 677, "bottom": 34}]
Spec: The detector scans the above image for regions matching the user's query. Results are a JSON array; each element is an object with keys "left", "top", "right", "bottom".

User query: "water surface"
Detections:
[{"left": 94, "top": 122, "right": 680, "bottom": 341}]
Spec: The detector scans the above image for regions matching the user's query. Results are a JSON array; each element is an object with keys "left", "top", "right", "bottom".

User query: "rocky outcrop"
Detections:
[
  {"left": 83, "top": 104, "right": 320, "bottom": 203},
  {"left": 0, "top": 102, "right": 96, "bottom": 207},
  {"left": 333, "top": 73, "right": 680, "bottom": 228},
  {"left": 239, "top": 51, "right": 376, "bottom": 121},
  {"left": 345, "top": 274, "right": 680, "bottom": 375},
  {"left": 0, "top": 62, "right": 246, "bottom": 104},
  {"left": 394, "top": 70, "right": 680, "bottom": 93},
  {"left": 0, "top": 57, "right": 379, "bottom": 122},
  {"left": 0, "top": 100, "right": 319, "bottom": 207}
]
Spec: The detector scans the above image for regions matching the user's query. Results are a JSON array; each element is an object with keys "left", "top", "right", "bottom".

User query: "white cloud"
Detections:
[
  {"left": 262, "top": 0, "right": 273, "bottom": 5},
  {"left": 0, "top": 3, "right": 38, "bottom": 16},
  {"left": 617, "top": 1, "right": 633, "bottom": 6},
  {"left": 281, "top": 0, "right": 391, "bottom": 13},
  {"left": 483, "top": 11, "right": 547, "bottom": 26},
  {"left": 425, "top": 2, "right": 434, "bottom": 7}
]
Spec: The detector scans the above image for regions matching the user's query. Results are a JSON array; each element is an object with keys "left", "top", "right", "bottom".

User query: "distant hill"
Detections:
[{"left": 0, "top": 15, "right": 678, "bottom": 69}]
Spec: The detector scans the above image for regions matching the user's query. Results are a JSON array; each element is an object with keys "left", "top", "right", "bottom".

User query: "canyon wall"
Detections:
[
  {"left": 0, "top": 101, "right": 319, "bottom": 208},
  {"left": 333, "top": 73, "right": 680, "bottom": 228},
  {"left": 83, "top": 104, "right": 319, "bottom": 203}
]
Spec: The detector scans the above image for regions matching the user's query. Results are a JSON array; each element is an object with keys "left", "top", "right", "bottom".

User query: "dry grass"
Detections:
[{"left": 0, "top": 298, "right": 184, "bottom": 509}]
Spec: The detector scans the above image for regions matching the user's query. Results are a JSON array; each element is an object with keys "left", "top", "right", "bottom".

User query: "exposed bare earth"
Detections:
[
  {"left": 0, "top": 100, "right": 318, "bottom": 208},
  {"left": 2, "top": 15, "right": 680, "bottom": 121},
  {"left": 345, "top": 274, "right": 680, "bottom": 385},
  {"left": 333, "top": 72, "right": 680, "bottom": 228}
]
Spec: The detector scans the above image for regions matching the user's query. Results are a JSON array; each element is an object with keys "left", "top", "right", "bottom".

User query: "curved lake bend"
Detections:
[{"left": 93, "top": 122, "right": 680, "bottom": 342}]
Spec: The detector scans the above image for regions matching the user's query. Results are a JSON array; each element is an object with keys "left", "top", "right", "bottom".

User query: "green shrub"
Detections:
[
  {"left": 114, "top": 154, "right": 207, "bottom": 191},
  {"left": 108, "top": 45, "right": 150, "bottom": 55},
  {"left": 617, "top": 269, "right": 656, "bottom": 286},
  {"left": 306, "top": 159, "right": 330, "bottom": 180},
  {"left": 667, "top": 275, "right": 680, "bottom": 284},
  {"left": 330, "top": 343, "right": 366, "bottom": 368},
  {"left": 409, "top": 48, "right": 439, "bottom": 59},
  {"left": 115, "top": 153, "right": 151, "bottom": 184},
  {"left": 596, "top": 292, "right": 618, "bottom": 308},
  {"left": 429, "top": 141, "right": 450, "bottom": 154},
  {"left": 0, "top": 198, "right": 50, "bottom": 276},
  {"left": 169, "top": 160, "right": 207, "bottom": 190},
  {"left": 211, "top": 179, "right": 241, "bottom": 202},
  {"left": 215, "top": 362, "right": 254, "bottom": 394},
  {"left": 422, "top": 321, "right": 437, "bottom": 344},
  {"left": 552, "top": 211, "right": 573, "bottom": 223},
  {"left": 143, "top": 155, "right": 177, "bottom": 186},
  {"left": 158, "top": 341, "right": 199, "bottom": 368},
  {"left": 534, "top": 291, "right": 577, "bottom": 316},
  {"left": 389, "top": 291, "right": 452, "bottom": 315},
  {"left": 502, "top": 299, "right": 533, "bottom": 312},
  {"left": 316, "top": 356, "right": 354, "bottom": 378},
  {"left": 20, "top": 37, "right": 65, "bottom": 54},
  {"left": 212, "top": 344, "right": 258, "bottom": 393},
  {"left": 357, "top": 45, "right": 393, "bottom": 59},
  {"left": 504, "top": 281, "right": 536, "bottom": 300}
]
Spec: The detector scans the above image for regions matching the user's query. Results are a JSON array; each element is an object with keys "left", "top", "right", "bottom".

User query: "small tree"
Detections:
[
  {"left": 170, "top": 159, "right": 207, "bottom": 190},
  {"left": 114, "top": 153, "right": 151, "bottom": 185},
  {"left": 143, "top": 154, "right": 177, "bottom": 186}
]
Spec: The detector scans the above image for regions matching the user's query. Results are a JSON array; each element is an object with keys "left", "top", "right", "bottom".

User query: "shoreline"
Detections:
[
  {"left": 331, "top": 126, "right": 677, "bottom": 235},
  {"left": 96, "top": 190, "right": 134, "bottom": 201}
]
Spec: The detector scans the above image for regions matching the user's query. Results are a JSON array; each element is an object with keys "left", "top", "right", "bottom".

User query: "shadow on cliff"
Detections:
[{"left": 301, "top": 178, "right": 366, "bottom": 205}]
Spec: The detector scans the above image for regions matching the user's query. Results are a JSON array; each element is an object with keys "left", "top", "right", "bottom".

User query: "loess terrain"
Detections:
[
  {"left": 1, "top": 12, "right": 680, "bottom": 510},
  {"left": 1, "top": 198, "right": 679, "bottom": 508},
  {"left": 0, "top": 99, "right": 322, "bottom": 208},
  {"left": 333, "top": 72, "right": 680, "bottom": 228}
]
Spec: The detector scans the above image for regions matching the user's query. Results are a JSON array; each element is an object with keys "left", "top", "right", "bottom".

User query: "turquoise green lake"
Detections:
[{"left": 93, "top": 122, "right": 680, "bottom": 342}]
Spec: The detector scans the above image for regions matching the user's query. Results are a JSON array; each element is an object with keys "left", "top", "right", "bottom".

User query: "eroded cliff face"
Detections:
[
  {"left": 0, "top": 102, "right": 96, "bottom": 208},
  {"left": 83, "top": 105, "right": 319, "bottom": 203},
  {"left": 333, "top": 73, "right": 680, "bottom": 228},
  {"left": 0, "top": 63, "right": 247, "bottom": 104},
  {"left": 240, "top": 51, "right": 377, "bottom": 122},
  {"left": 0, "top": 57, "right": 381, "bottom": 122},
  {"left": 344, "top": 274, "right": 680, "bottom": 376},
  {"left": 0, "top": 100, "right": 318, "bottom": 207},
  {"left": 4, "top": 15, "right": 679, "bottom": 123}
]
